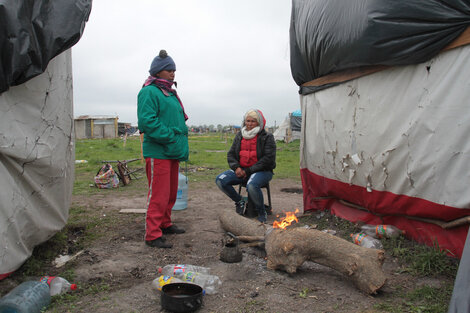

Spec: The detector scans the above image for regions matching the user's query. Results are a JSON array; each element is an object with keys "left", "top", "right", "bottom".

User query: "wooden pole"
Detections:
[{"left": 140, "top": 133, "right": 144, "bottom": 164}]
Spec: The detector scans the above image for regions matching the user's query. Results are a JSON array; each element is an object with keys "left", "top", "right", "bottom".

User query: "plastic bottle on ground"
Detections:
[
  {"left": 158, "top": 264, "right": 211, "bottom": 277},
  {"left": 0, "top": 281, "right": 50, "bottom": 313},
  {"left": 151, "top": 275, "right": 184, "bottom": 291},
  {"left": 351, "top": 232, "right": 383, "bottom": 249},
  {"left": 360, "top": 224, "right": 404, "bottom": 238},
  {"left": 179, "top": 271, "right": 221, "bottom": 295},
  {"left": 39, "top": 276, "right": 77, "bottom": 296}
]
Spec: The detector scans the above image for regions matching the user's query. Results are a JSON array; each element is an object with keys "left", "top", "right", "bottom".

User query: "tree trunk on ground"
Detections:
[
  {"left": 265, "top": 227, "right": 386, "bottom": 294},
  {"left": 218, "top": 209, "right": 387, "bottom": 294},
  {"left": 218, "top": 209, "right": 266, "bottom": 237}
]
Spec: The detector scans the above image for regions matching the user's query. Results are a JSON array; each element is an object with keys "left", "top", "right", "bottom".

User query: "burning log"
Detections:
[
  {"left": 218, "top": 208, "right": 387, "bottom": 294},
  {"left": 265, "top": 227, "right": 386, "bottom": 294}
]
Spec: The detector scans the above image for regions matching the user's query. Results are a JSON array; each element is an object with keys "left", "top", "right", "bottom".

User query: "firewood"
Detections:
[
  {"left": 236, "top": 235, "right": 265, "bottom": 242},
  {"left": 265, "top": 227, "right": 386, "bottom": 294},
  {"left": 218, "top": 208, "right": 387, "bottom": 294},
  {"left": 218, "top": 209, "right": 266, "bottom": 237}
]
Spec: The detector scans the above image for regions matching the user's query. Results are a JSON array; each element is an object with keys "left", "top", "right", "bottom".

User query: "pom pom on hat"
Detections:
[{"left": 149, "top": 50, "right": 176, "bottom": 76}]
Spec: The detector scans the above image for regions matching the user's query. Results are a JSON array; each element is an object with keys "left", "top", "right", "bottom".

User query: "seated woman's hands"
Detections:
[{"left": 235, "top": 167, "right": 246, "bottom": 178}]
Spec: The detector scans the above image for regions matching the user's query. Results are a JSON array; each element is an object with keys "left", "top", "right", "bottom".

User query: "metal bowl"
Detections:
[{"left": 161, "top": 283, "right": 203, "bottom": 313}]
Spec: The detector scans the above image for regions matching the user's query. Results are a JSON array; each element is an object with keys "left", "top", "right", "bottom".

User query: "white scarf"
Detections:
[{"left": 241, "top": 126, "right": 260, "bottom": 139}]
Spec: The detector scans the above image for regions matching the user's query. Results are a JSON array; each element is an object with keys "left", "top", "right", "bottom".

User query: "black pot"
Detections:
[{"left": 161, "top": 283, "right": 203, "bottom": 313}]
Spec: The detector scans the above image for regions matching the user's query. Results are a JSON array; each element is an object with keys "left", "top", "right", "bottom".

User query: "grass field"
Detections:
[{"left": 74, "top": 133, "right": 301, "bottom": 195}]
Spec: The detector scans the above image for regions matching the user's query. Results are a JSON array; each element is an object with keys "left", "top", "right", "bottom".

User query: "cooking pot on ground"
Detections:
[{"left": 161, "top": 282, "right": 203, "bottom": 313}]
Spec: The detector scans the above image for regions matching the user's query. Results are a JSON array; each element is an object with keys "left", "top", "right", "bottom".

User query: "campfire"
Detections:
[
  {"left": 273, "top": 209, "right": 299, "bottom": 229},
  {"left": 219, "top": 207, "right": 387, "bottom": 294}
]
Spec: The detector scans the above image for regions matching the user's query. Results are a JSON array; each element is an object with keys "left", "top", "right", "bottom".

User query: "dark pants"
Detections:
[{"left": 215, "top": 169, "right": 272, "bottom": 213}]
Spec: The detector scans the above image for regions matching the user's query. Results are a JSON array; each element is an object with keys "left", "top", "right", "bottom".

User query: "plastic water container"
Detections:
[
  {"left": 172, "top": 172, "right": 188, "bottom": 211},
  {"left": 0, "top": 281, "right": 50, "bottom": 313}
]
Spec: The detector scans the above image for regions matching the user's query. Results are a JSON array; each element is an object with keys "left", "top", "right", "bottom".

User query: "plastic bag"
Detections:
[{"left": 94, "top": 164, "right": 119, "bottom": 189}]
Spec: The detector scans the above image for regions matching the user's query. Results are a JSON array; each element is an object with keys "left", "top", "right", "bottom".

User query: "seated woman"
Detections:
[{"left": 215, "top": 109, "right": 276, "bottom": 222}]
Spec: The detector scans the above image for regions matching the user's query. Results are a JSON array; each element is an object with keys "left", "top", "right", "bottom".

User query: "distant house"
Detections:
[{"left": 74, "top": 115, "right": 118, "bottom": 139}]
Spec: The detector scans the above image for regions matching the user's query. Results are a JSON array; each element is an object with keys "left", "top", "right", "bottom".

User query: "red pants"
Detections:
[{"left": 145, "top": 158, "right": 179, "bottom": 241}]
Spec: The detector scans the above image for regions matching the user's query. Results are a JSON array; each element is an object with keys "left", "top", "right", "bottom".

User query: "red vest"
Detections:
[{"left": 239, "top": 136, "right": 258, "bottom": 167}]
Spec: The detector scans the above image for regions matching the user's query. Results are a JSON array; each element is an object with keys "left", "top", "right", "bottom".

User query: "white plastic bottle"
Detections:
[
  {"left": 40, "top": 276, "right": 77, "bottom": 296},
  {"left": 351, "top": 233, "right": 383, "bottom": 249},
  {"left": 158, "top": 264, "right": 211, "bottom": 276},
  {"left": 151, "top": 275, "right": 184, "bottom": 291},
  {"left": 360, "top": 224, "right": 404, "bottom": 238},
  {"left": 179, "top": 271, "right": 221, "bottom": 295}
]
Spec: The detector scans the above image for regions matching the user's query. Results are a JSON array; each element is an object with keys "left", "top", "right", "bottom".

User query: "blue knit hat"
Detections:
[{"left": 149, "top": 50, "right": 176, "bottom": 76}]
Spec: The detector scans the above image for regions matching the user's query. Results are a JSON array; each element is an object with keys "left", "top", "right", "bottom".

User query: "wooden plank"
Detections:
[
  {"left": 301, "top": 26, "right": 470, "bottom": 89},
  {"left": 302, "top": 65, "right": 389, "bottom": 87},
  {"left": 443, "top": 26, "right": 470, "bottom": 51},
  {"left": 119, "top": 209, "right": 146, "bottom": 214}
]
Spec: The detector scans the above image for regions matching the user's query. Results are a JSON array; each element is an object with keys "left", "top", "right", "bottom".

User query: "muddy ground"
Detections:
[{"left": 1, "top": 178, "right": 450, "bottom": 312}]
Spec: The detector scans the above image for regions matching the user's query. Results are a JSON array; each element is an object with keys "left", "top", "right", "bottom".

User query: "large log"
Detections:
[
  {"left": 265, "top": 227, "right": 386, "bottom": 294},
  {"left": 218, "top": 208, "right": 266, "bottom": 237},
  {"left": 218, "top": 208, "right": 387, "bottom": 294}
]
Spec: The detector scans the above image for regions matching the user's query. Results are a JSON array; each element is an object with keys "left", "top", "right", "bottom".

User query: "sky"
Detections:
[{"left": 72, "top": 0, "right": 301, "bottom": 128}]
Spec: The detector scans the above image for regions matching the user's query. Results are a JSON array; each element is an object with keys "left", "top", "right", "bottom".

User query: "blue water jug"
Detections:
[
  {"left": 0, "top": 281, "right": 50, "bottom": 313},
  {"left": 172, "top": 172, "right": 188, "bottom": 211}
]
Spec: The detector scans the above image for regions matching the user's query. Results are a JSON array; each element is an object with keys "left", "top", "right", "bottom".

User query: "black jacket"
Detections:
[{"left": 227, "top": 129, "right": 276, "bottom": 177}]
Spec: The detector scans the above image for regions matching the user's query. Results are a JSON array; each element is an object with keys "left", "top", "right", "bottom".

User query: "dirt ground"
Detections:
[{"left": 3, "top": 178, "right": 449, "bottom": 312}]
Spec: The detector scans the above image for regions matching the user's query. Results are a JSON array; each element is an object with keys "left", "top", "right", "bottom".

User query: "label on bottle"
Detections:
[
  {"left": 182, "top": 271, "right": 199, "bottom": 283},
  {"left": 176, "top": 189, "right": 182, "bottom": 199},
  {"left": 173, "top": 265, "right": 186, "bottom": 275},
  {"left": 156, "top": 276, "right": 175, "bottom": 291},
  {"left": 352, "top": 233, "right": 367, "bottom": 245},
  {"left": 375, "top": 225, "right": 387, "bottom": 238},
  {"left": 39, "top": 276, "right": 55, "bottom": 286}
]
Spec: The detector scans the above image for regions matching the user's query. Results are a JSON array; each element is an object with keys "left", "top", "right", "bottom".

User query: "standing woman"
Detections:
[
  {"left": 215, "top": 109, "right": 276, "bottom": 222},
  {"left": 137, "top": 50, "right": 189, "bottom": 248}
]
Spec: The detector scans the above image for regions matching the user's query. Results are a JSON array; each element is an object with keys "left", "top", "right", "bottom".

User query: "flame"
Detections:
[{"left": 273, "top": 209, "right": 300, "bottom": 229}]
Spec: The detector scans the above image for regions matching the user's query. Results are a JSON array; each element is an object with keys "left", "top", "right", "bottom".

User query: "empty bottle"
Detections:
[
  {"left": 172, "top": 172, "right": 188, "bottom": 211},
  {"left": 360, "top": 224, "right": 404, "bottom": 239},
  {"left": 158, "top": 264, "right": 211, "bottom": 276},
  {"left": 178, "top": 271, "right": 221, "bottom": 295},
  {"left": 351, "top": 232, "right": 383, "bottom": 249},
  {"left": 40, "top": 276, "right": 77, "bottom": 296},
  {"left": 152, "top": 275, "right": 184, "bottom": 291},
  {"left": 0, "top": 281, "right": 50, "bottom": 313}
]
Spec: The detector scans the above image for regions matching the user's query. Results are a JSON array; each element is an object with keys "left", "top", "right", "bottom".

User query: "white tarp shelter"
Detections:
[
  {"left": 0, "top": 51, "right": 74, "bottom": 278},
  {"left": 0, "top": 0, "right": 91, "bottom": 279},
  {"left": 273, "top": 110, "right": 302, "bottom": 143},
  {"left": 290, "top": 0, "right": 470, "bottom": 259},
  {"left": 299, "top": 45, "right": 470, "bottom": 257}
]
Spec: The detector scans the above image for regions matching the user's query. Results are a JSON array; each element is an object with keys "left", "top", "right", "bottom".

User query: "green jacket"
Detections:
[{"left": 137, "top": 84, "right": 189, "bottom": 161}]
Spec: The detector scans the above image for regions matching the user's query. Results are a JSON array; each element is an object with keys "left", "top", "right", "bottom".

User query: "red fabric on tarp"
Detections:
[
  {"left": 301, "top": 168, "right": 469, "bottom": 258},
  {"left": 0, "top": 272, "right": 12, "bottom": 280}
]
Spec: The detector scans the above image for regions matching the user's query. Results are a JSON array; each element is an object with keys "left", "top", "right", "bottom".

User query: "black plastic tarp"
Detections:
[
  {"left": 290, "top": 0, "right": 470, "bottom": 94},
  {"left": 0, "top": 0, "right": 92, "bottom": 94},
  {"left": 290, "top": 115, "right": 301, "bottom": 132}
]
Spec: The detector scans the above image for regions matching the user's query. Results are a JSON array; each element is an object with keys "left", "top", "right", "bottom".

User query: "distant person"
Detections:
[
  {"left": 215, "top": 109, "right": 276, "bottom": 222},
  {"left": 137, "top": 50, "right": 189, "bottom": 248}
]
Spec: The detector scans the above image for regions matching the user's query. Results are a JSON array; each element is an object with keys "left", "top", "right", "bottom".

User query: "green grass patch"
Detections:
[
  {"left": 374, "top": 284, "right": 454, "bottom": 313},
  {"left": 383, "top": 237, "right": 458, "bottom": 277}
]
